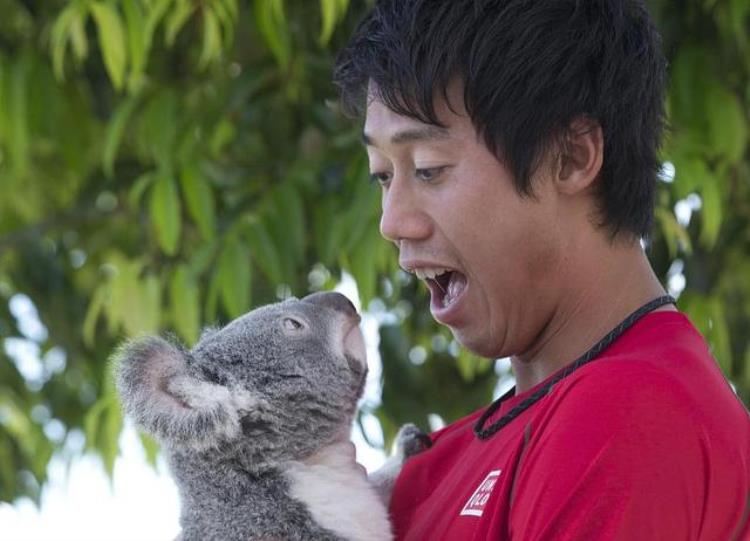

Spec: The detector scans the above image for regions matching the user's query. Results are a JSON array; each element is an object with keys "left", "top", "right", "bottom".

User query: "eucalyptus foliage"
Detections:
[{"left": 0, "top": 0, "right": 747, "bottom": 505}]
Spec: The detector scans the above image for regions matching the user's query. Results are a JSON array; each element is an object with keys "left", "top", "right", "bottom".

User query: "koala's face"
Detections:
[
  {"left": 115, "top": 292, "right": 367, "bottom": 461},
  {"left": 194, "top": 291, "right": 367, "bottom": 418}
]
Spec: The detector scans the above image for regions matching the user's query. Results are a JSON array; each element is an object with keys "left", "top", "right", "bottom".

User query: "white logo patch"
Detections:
[{"left": 460, "top": 469, "right": 502, "bottom": 517}]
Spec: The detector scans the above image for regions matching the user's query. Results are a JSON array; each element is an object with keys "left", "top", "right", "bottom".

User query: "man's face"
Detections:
[{"left": 363, "top": 86, "right": 567, "bottom": 358}]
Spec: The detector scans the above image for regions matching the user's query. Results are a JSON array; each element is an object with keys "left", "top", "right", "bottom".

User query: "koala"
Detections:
[
  {"left": 115, "top": 291, "right": 412, "bottom": 541},
  {"left": 369, "top": 424, "right": 432, "bottom": 507}
]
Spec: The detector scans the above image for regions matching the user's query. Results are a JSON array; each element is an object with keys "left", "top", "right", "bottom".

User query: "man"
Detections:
[{"left": 334, "top": 1, "right": 750, "bottom": 539}]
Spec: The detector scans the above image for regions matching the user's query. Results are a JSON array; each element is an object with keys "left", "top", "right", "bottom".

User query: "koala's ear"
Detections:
[{"left": 114, "top": 336, "right": 257, "bottom": 449}]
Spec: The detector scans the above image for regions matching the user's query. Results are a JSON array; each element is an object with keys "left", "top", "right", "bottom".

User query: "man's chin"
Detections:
[{"left": 449, "top": 328, "right": 499, "bottom": 360}]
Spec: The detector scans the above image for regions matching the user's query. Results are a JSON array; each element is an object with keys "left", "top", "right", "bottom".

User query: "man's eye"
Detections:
[
  {"left": 415, "top": 166, "right": 446, "bottom": 182},
  {"left": 369, "top": 171, "right": 392, "bottom": 185}
]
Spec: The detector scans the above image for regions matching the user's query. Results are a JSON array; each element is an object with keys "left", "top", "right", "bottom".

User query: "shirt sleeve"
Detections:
[{"left": 507, "top": 363, "right": 708, "bottom": 540}]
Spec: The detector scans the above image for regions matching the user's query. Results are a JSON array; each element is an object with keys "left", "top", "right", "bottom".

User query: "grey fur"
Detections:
[
  {"left": 114, "top": 292, "right": 390, "bottom": 541},
  {"left": 368, "top": 423, "right": 431, "bottom": 507}
]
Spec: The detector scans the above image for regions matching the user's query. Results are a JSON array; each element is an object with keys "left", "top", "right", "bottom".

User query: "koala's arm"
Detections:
[{"left": 369, "top": 424, "right": 432, "bottom": 507}]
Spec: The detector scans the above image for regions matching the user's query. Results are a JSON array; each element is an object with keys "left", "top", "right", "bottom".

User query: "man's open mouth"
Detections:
[{"left": 414, "top": 267, "right": 467, "bottom": 309}]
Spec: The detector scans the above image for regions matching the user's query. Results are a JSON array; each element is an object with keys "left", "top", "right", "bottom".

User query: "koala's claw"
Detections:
[{"left": 396, "top": 423, "right": 432, "bottom": 459}]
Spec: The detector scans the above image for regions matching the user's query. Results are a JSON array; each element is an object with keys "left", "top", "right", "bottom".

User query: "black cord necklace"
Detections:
[{"left": 473, "top": 295, "right": 676, "bottom": 440}]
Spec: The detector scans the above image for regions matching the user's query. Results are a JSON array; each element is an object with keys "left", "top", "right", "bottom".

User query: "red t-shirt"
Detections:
[{"left": 390, "top": 312, "right": 750, "bottom": 540}]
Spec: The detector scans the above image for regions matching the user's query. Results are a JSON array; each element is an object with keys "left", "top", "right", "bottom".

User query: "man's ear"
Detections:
[
  {"left": 555, "top": 116, "right": 604, "bottom": 195},
  {"left": 113, "top": 336, "right": 258, "bottom": 450}
]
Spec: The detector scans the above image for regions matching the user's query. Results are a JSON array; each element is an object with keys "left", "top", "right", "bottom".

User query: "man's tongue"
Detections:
[{"left": 431, "top": 271, "right": 467, "bottom": 308}]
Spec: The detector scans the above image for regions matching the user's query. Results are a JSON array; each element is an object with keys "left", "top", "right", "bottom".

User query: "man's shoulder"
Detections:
[
  {"left": 534, "top": 345, "right": 749, "bottom": 462},
  {"left": 433, "top": 310, "right": 747, "bottom": 446},
  {"left": 542, "top": 359, "right": 693, "bottom": 436},
  {"left": 562, "top": 356, "right": 691, "bottom": 405},
  {"left": 517, "top": 360, "right": 709, "bottom": 496},
  {"left": 553, "top": 310, "right": 732, "bottom": 418},
  {"left": 509, "top": 317, "right": 750, "bottom": 541}
]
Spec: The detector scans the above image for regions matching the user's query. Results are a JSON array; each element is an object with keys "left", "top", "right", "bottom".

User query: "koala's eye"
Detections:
[{"left": 282, "top": 317, "right": 305, "bottom": 332}]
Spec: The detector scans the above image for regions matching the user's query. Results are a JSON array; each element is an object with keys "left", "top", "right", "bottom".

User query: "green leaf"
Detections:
[
  {"left": 218, "top": 236, "right": 252, "bottom": 318},
  {"left": 103, "top": 257, "right": 137, "bottom": 336},
  {"left": 699, "top": 180, "right": 723, "bottom": 248},
  {"left": 222, "top": 0, "right": 240, "bottom": 19},
  {"left": 199, "top": 7, "right": 222, "bottom": 69},
  {"left": 128, "top": 171, "right": 154, "bottom": 209},
  {"left": 165, "top": 0, "right": 196, "bottom": 46},
  {"left": 671, "top": 156, "right": 709, "bottom": 200},
  {"left": 140, "top": 0, "right": 173, "bottom": 77},
  {"left": 188, "top": 241, "right": 217, "bottom": 276},
  {"left": 0, "top": 58, "right": 5, "bottom": 147},
  {"left": 335, "top": 0, "right": 349, "bottom": 16},
  {"left": 179, "top": 165, "right": 216, "bottom": 240},
  {"left": 8, "top": 54, "right": 29, "bottom": 178},
  {"left": 139, "top": 90, "right": 178, "bottom": 167},
  {"left": 670, "top": 47, "right": 712, "bottom": 128},
  {"left": 90, "top": 2, "right": 127, "bottom": 91},
  {"left": 69, "top": 8, "right": 89, "bottom": 64},
  {"left": 680, "top": 293, "right": 732, "bottom": 375},
  {"left": 122, "top": 0, "right": 146, "bottom": 91},
  {"left": 50, "top": 8, "right": 72, "bottom": 80},
  {"left": 727, "top": 0, "right": 749, "bottom": 52},
  {"left": 144, "top": 0, "right": 174, "bottom": 42},
  {"left": 706, "top": 84, "right": 748, "bottom": 163},
  {"left": 707, "top": 296, "right": 732, "bottom": 374},
  {"left": 101, "top": 396, "right": 122, "bottom": 477},
  {"left": 273, "top": 182, "right": 305, "bottom": 264},
  {"left": 170, "top": 264, "right": 201, "bottom": 344},
  {"left": 254, "top": 0, "right": 291, "bottom": 70},
  {"left": 244, "top": 219, "right": 283, "bottom": 283},
  {"left": 0, "top": 395, "right": 35, "bottom": 458},
  {"left": 205, "top": 265, "right": 222, "bottom": 323},
  {"left": 0, "top": 434, "right": 16, "bottom": 501},
  {"left": 83, "top": 286, "right": 107, "bottom": 348},
  {"left": 149, "top": 173, "right": 182, "bottom": 256},
  {"left": 209, "top": 118, "right": 236, "bottom": 157},
  {"left": 347, "top": 226, "right": 378, "bottom": 305},
  {"left": 343, "top": 172, "right": 380, "bottom": 252},
  {"left": 314, "top": 201, "right": 347, "bottom": 266},
  {"left": 319, "top": 0, "right": 349, "bottom": 45},
  {"left": 138, "top": 273, "right": 162, "bottom": 334},
  {"left": 655, "top": 207, "right": 692, "bottom": 258},
  {"left": 106, "top": 256, "right": 162, "bottom": 336},
  {"left": 103, "top": 94, "right": 140, "bottom": 178},
  {"left": 139, "top": 433, "right": 160, "bottom": 469},
  {"left": 50, "top": 3, "right": 87, "bottom": 80},
  {"left": 84, "top": 395, "right": 110, "bottom": 451},
  {"left": 319, "top": 0, "right": 338, "bottom": 45},
  {"left": 456, "top": 349, "right": 484, "bottom": 383},
  {"left": 211, "top": 0, "right": 237, "bottom": 49}
]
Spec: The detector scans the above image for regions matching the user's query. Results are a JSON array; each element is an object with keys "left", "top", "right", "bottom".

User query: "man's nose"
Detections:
[{"left": 379, "top": 177, "right": 431, "bottom": 243}]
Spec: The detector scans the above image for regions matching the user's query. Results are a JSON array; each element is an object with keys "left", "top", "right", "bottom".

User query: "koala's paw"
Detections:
[
  {"left": 395, "top": 423, "right": 432, "bottom": 460},
  {"left": 369, "top": 424, "right": 432, "bottom": 507}
]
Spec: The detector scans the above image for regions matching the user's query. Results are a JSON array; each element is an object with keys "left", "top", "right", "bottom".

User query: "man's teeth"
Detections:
[{"left": 414, "top": 267, "right": 451, "bottom": 280}]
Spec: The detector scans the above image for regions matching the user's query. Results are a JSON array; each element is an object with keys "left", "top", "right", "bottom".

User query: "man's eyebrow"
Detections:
[{"left": 362, "top": 126, "right": 451, "bottom": 147}]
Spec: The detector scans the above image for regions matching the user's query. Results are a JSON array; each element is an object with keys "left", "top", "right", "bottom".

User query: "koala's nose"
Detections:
[{"left": 302, "top": 292, "right": 359, "bottom": 319}]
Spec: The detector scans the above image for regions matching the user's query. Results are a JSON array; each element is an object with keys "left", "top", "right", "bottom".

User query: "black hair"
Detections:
[{"left": 333, "top": 0, "right": 667, "bottom": 241}]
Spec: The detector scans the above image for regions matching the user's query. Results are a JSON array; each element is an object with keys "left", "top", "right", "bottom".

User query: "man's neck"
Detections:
[{"left": 510, "top": 239, "right": 675, "bottom": 394}]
